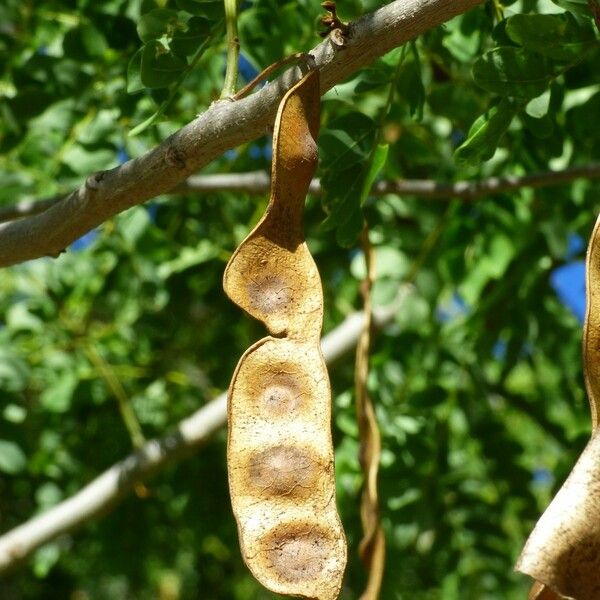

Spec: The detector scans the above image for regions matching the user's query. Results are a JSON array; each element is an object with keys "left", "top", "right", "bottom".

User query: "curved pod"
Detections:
[
  {"left": 224, "top": 68, "right": 347, "bottom": 599},
  {"left": 517, "top": 214, "right": 600, "bottom": 599}
]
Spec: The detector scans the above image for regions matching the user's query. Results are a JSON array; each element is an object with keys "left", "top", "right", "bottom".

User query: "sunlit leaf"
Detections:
[
  {"left": 140, "top": 40, "right": 187, "bottom": 88},
  {"left": 0, "top": 439, "right": 27, "bottom": 474},
  {"left": 454, "top": 99, "right": 516, "bottom": 164},
  {"left": 137, "top": 8, "right": 180, "bottom": 43},
  {"left": 506, "top": 13, "right": 596, "bottom": 61},
  {"left": 473, "top": 47, "right": 554, "bottom": 98}
]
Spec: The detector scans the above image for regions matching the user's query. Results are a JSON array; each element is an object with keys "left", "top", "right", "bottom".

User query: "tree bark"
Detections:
[
  {"left": 4, "top": 161, "right": 599, "bottom": 223},
  {"left": 0, "top": 0, "right": 483, "bottom": 268}
]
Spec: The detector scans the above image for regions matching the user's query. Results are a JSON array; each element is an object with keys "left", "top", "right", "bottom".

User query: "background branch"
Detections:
[
  {"left": 0, "top": 294, "right": 408, "bottom": 574},
  {"left": 179, "top": 162, "right": 600, "bottom": 199},
  {"left": 3, "top": 162, "right": 598, "bottom": 225},
  {"left": 0, "top": 0, "right": 483, "bottom": 268},
  {"left": 0, "top": 195, "right": 64, "bottom": 224}
]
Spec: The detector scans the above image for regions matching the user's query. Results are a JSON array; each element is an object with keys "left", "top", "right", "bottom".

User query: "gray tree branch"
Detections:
[
  {"left": 177, "top": 163, "right": 600, "bottom": 199},
  {"left": 0, "top": 0, "right": 483, "bottom": 268},
  {"left": 4, "top": 161, "right": 599, "bottom": 224},
  {"left": 0, "top": 293, "right": 409, "bottom": 574}
]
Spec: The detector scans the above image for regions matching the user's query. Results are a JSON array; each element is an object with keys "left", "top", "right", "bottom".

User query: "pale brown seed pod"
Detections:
[
  {"left": 517, "top": 214, "right": 600, "bottom": 600},
  {"left": 223, "top": 68, "right": 347, "bottom": 599}
]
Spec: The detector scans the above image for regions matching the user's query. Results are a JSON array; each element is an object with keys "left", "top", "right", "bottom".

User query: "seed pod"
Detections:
[
  {"left": 584, "top": 215, "right": 600, "bottom": 431},
  {"left": 516, "top": 214, "right": 600, "bottom": 599},
  {"left": 224, "top": 68, "right": 347, "bottom": 599}
]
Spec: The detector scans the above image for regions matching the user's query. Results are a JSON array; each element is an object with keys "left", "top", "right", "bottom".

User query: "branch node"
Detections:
[
  {"left": 164, "top": 145, "right": 187, "bottom": 170},
  {"left": 85, "top": 171, "right": 106, "bottom": 191},
  {"left": 329, "top": 28, "right": 347, "bottom": 48},
  {"left": 320, "top": 0, "right": 349, "bottom": 43}
]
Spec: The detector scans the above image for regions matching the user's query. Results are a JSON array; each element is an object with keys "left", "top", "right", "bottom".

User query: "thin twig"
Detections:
[
  {"left": 220, "top": 0, "right": 240, "bottom": 98},
  {"left": 0, "top": 194, "right": 65, "bottom": 223},
  {"left": 179, "top": 163, "right": 600, "bottom": 200},
  {"left": 85, "top": 345, "right": 146, "bottom": 450},
  {"left": 2, "top": 162, "right": 599, "bottom": 225},
  {"left": 231, "top": 52, "right": 309, "bottom": 101}
]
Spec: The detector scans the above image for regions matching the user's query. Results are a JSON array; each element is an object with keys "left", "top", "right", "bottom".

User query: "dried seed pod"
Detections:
[
  {"left": 516, "top": 214, "right": 600, "bottom": 599},
  {"left": 224, "top": 68, "right": 347, "bottom": 599},
  {"left": 584, "top": 215, "right": 600, "bottom": 430}
]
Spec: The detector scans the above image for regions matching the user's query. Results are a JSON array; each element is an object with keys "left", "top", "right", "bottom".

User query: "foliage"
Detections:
[{"left": 0, "top": 0, "right": 599, "bottom": 598}]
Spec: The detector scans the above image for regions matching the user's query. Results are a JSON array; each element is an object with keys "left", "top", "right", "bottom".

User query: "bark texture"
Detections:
[{"left": 0, "top": 0, "right": 483, "bottom": 267}]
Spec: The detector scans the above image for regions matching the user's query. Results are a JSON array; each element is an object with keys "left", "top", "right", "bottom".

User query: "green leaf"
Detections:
[
  {"left": 79, "top": 109, "right": 120, "bottom": 145},
  {"left": 522, "top": 113, "right": 554, "bottom": 140},
  {"left": 550, "top": 0, "right": 594, "bottom": 16},
  {"left": 320, "top": 112, "right": 380, "bottom": 246},
  {"left": 6, "top": 303, "right": 43, "bottom": 332},
  {"left": 36, "top": 482, "right": 63, "bottom": 509},
  {"left": 3, "top": 404, "right": 27, "bottom": 424},
  {"left": 525, "top": 90, "right": 551, "bottom": 119},
  {"left": 140, "top": 0, "right": 165, "bottom": 13},
  {"left": 319, "top": 129, "right": 367, "bottom": 169},
  {"left": 472, "top": 47, "right": 554, "bottom": 98},
  {"left": 351, "top": 246, "right": 408, "bottom": 280},
  {"left": 359, "top": 144, "right": 389, "bottom": 206},
  {"left": 321, "top": 144, "right": 387, "bottom": 247},
  {"left": 522, "top": 112, "right": 554, "bottom": 139},
  {"left": 40, "top": 371, "right": 77, "bottom": 413},
  {"left": 566, "top": 91, "right": 600, "bottom": 150},
  {"left": 443, "top": 14, "right": 481, "bottom": 61},
  {"left": 158, "top": 240, "right": 218, "bottom": 278},
  {"left": 0, "top": 439, "right": 27, "bottom": 474},
  {"left": 137, "top": 9, "right": 180, "bottom": 43},
  {"left": 522, "top": 90, "right": 554, "bottom": 138},
  {"left": 397, "top": 46, "right": 425, "bottom": 120},
  {"left": 118, "top": 206, "right": 151, "bottom": 245},
  {"left": 0, "top": 350, "right": 28, "bottom": 392},
  {"left": 354, "top": 65, "right": 392, "bottom": 94},
  {"left": 319, "top": 112, "right": 376, "bottom": 169},
  {"left": 129, "top": 113, "right": 160, "bottom": 137},
  {"left": 321, "top": 167, "right": 365, "bottom": 247},
  {"left": 460, "top": 232, "right": 516, "bottom": 304},
  {"left": 506, "top": 13, "right": 596, "bottom": 61},
  {"left": 63, "top": 24, "right": 108, "bottom": 60},
  {"left": 455, "top": 99, "right": 515, "bottom": 164},
  {"left": 428, "top": 83, "right": 485, "bottom": 123},
  {"left": 140, "top": 40, "right": 187, "bottom": 88},
  {"left": 540, "top": 219, "right": 569, "bottom": 259},
  {"left": 335, "top": 205, "right": 365, "bottom": 248},
  {"left": 170, "top": 17, "right": 210, "bottom": 56},
  {"left": 127, "top": 48, "right": 144, "bottom": 94},
  {"left": 176, "top": 0, "right": 224, "bottom": 21},
  {"left": 33, "top": 544, "right": 61, "bottom": 578},
  {"left": 61, "top": 145, "right": 115, "bottom": 175},
  {"left": 395, "top": 292, "right": 430, "bottom": 331}
]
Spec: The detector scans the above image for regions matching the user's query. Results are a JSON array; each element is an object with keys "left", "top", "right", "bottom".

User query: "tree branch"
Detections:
[
  {"left": 178, "top": 162, "right": 600, "bottom": 199},
  {"left": 0, "top": 293, "right": 409, "bottom": 574},
  {"left": 0, "top": 195, "right": 64, "bottom": 224},
  {"left": 4, "top": 161, "right": 599, "bottom": 225},
  {"left": 5, "top": 163, "right": 600, "bottom": 223},
  {"left": 0, "top": 0, "right": 483, "bottom": 268}
]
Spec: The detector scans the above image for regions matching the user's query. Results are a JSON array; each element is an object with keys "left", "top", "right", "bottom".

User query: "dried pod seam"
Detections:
[{"left": 223, "top": 68, "right": 347, "bottom": 600}]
